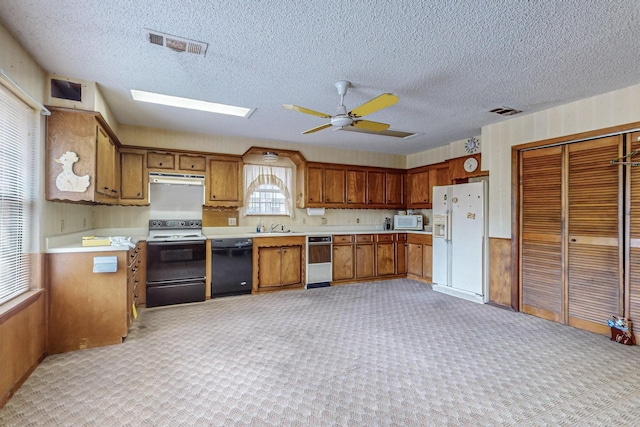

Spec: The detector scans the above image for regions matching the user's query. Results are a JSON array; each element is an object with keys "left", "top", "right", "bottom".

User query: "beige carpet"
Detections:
[{"left": 2, "top": 279, "right": 640, "bottom": 426}]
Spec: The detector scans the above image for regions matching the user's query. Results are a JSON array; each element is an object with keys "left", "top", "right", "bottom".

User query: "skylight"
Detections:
[{"left": 131, "top": 89, "right": 255, "bottom": 118}]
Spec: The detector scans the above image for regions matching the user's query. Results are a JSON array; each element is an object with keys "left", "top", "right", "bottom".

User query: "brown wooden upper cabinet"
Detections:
[
  {"left": 407, "top": 169, "right": 430, "bottom": 207},
  {"left": 46, "top": 108, "right": 120, "bottom": 204},
  {"left": 366, "top": 171, "right": 386, "bottom": 205},
  {"left": 385, "top": 171, "right": 404, "bottom": 207},
  {"left": 206, "top": 155, "right": 243, "bottom": 207},
  {"left": 324, "top": 166, "right": 346, "bottom": 204},
  {"left": 406, "top": 161, "right": 452, "bottom": 209},
  {"left": 300, "top": 162, "right": 405, "bottom": 209},
  {"left": 119, "top": 148, "right": 148, "bottom": 206},
  {"left": 147, "top": 151, "right": 207, "bottom": 173},
  {"left": 347, "top": 169, "right": 366, "bottom": 205}
]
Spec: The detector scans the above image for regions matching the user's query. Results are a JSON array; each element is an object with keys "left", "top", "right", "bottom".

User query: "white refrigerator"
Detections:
[{"left": 431, "top": 181, "right": 488, "bottom": 304}]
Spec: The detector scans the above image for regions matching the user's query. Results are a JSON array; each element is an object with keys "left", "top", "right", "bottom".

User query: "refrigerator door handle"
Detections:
[{"left": 446, "top": 211, "right": 452, "bottom": 241}]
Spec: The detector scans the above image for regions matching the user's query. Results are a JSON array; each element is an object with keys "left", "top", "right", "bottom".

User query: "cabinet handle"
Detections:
[
  {"left": 136, "top": 192, "right": 141, "bottom": 196},
  {"left": 103, "top": 186, "right": 109, "bottom": 190},
  {"left": 159, "top": 162, "right": 163, "bottom": 166},
  {"left": 570, "top": 238, "right": 577, "bottom": 242},
  {"left": 212, "top": 195, "right": 216, "bottom": 199}
]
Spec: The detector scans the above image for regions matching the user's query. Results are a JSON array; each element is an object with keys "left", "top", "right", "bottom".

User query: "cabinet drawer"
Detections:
[
  {"left": 396, "top": 233, "right": 407, "bottom": 242},
  {"left": 178, "top": 154, "right": 206, "bottom": 171},
  {"left": 147, "top": 152, "right": 175, "bottom": 169},
  {"left": 333, "top": 235, "right": 353, "bottom": 244},
  {"left": 356, "top": 234, "right": 374, "bottom": 243},
  {"left": 376, "top": 234, "right": 394, "bottom": 242}
]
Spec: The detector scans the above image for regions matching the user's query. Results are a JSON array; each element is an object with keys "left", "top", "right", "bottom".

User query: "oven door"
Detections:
[{"left": 146, "top": 240, "right": 206, "bottom": 283}]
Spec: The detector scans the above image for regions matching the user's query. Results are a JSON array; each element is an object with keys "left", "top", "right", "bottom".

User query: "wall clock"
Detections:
[
  {"left": 465, "top": 137, "right": 479, "bottom": 154},
  {"left": 464, "top": 157, "right": 478, "bottom": 173}
]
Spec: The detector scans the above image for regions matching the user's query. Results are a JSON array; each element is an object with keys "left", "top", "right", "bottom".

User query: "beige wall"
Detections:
[
  {"left": 482, "top": 83, "right": 640, "bottom": 238},
  {"left": 118, "top": 125, "right": 406, "bottom": 169},
  {"left": 0, "top": 23, "right": 94, "bottom": 246},
  {"left": 406, "top": 137, "right": 480, "bottom": 169}
]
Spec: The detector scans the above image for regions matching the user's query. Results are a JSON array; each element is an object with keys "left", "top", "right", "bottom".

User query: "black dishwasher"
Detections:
[{"left": 211, "top": 238, "right": 253, "bottom": 297}]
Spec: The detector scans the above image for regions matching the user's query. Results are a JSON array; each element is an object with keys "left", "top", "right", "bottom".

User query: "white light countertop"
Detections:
[
  {"left": 45, "top": 226, "right": 432, "bottom": 253},
  {"left": 45, "top": 228, "right": 147, "bottom": 254}
]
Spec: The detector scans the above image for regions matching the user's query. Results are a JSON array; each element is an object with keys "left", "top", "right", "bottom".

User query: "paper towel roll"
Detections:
[{"left": 307, "top": 208, "right": 325, "bottom": 216}]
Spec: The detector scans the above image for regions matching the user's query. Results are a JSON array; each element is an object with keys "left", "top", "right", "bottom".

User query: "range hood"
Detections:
[{"left": 149, "top": 172, "right": 205, "bottom": 186}]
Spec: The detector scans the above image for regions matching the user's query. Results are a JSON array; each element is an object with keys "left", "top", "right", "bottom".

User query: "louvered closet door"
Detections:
[
  {"left": 626, "top": 131, "right": 640, "bottom": 342},
  {"left": 521, "top": 146, "right": 563, "bottom": 322},
  {"left": 567, "top": 136, "right": 623, "bottom": 334}
]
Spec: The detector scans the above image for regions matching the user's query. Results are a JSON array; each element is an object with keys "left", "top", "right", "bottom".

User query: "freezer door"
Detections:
[
  {"left": 450, "top": 182, "right": 484, "bottom": 295},
  {"left": 431, "top": 185, "right": 451, "bottom": 287}
]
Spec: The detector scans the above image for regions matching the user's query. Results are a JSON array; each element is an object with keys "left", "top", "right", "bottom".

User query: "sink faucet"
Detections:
[{"left": 269, "top": 223, "right": 281, "bottom": 233}]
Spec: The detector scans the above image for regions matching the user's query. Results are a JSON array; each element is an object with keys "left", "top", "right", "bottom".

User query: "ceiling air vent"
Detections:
[
  {"left": 144, "top": 29, "right": 208, "bottom": 57},
  {"left": 489, "top": 106, "right": 522, "bottom": 116},
  {"left": 338, "top": 126, "right": 419, "bottom": 139}
]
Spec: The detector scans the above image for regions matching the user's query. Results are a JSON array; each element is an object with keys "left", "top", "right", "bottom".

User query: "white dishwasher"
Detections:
[{"left": 306, "top": 235, "right": 332, "bottom": 288}]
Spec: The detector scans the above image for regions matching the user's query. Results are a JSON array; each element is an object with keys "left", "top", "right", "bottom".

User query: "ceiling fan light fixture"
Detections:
[{"left": 262, "top": 151, "right": 279, "bottom": 163}]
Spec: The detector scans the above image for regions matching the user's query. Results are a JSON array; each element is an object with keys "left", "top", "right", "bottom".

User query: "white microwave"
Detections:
[{"left": 393, "top": 215, "right": 423, "bottom": 230}]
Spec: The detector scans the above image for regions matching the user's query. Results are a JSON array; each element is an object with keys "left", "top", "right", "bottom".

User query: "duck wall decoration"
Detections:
[{"left": 54, "top": 151, "right": 90, "bottom": 192}]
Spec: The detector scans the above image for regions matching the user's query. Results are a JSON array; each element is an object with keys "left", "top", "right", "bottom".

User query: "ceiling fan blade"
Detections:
[
  {"left": 302, "top": 123, "right": 333, "bottom": 134},
  {"left": 349, "top": 93, "right": 398, "bottom": 118},
  {"left": 282, "top": 104, "right": 331, "bottom": 118},
  {"left": 351, "top": 120, "right": 390, "bottom": 132}
]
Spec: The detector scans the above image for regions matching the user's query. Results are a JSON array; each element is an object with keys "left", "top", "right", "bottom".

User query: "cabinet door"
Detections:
[
  {"left": 306, "top": 165, "right": 323, "bottom": 204},
  {"left": 120, "top": 150, "right": 147, "bottom": 204},
  {"left": 376, "top": 242, "right": 395, "bottom": 276},
  {"left": 409, "top": 171, "right": 430, "bottom": 205},
  {"left": 208, "top": 158, "right": 241, "bottom": 205},
  {"left": 147, "top": 151, "right": 175, "bottom": 170},
  {"left": 178, "top": 154, "right": 206, "bottom": 172},
  {"left": 366, "top": 171, "right": 385, "bottom": 204},
  {"left": 95, "top": 124, "right": 116, "bottom": 197},
  {"left": 324, "top": 167, "right": 346, "bottom": 204},
  {"left": 281, "top": 246, "right": 302, "bottom": 286},
  {"left": 346, "top": 170, "right": 366, "bottom": 205},
  {"left": 355, "top": 244, "right": 375, "bottom": 278},
  {"left": 407, "top": 243, "right": 423, "bottom": 276},
  {"left": 422, "top": 244, "right": 432, "bottom": 281},
  {"left": 385, "top": 172, "right": 404, "bottom": 206},
  {"left": 258, "top": 247, "right": 283, "bottom": 289},
  {"left": 332, "top": 245, "right": 354, "bottom": 281},
  {"left": 396, "top": 239, "right": 407, "bottom": 275},
  {"left": 429, "top": 163, "right": 450, "bottom": 203}
]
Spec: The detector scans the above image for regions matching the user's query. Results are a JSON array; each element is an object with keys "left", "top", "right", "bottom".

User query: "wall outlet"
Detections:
[
  {"left": 228, "top": 217, "right": 237, "bottom": 226},
  {"left": 356, "top": 218, "right": 360, "bottom": 224}
]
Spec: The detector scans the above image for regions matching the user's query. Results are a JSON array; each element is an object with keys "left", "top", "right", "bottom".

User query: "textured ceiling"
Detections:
[{"left": 2, "top": 1, "right": 640, "bottom": 155}]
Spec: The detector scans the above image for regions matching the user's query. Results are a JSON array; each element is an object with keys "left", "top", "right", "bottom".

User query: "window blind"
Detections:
[{"left": 0, "top": 83, "right": 36, "bottom": 305}]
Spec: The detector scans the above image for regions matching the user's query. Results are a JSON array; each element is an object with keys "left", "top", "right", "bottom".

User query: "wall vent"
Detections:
[
  {"left": 489, "top": 106, "right": 522, "bottom": 116},
  {"left": 144, "top": 29, "right": 208, "bottom": 56}
]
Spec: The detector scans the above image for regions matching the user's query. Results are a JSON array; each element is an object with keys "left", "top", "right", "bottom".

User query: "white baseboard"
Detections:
[{"left": 432, "top": 284, "right": 486, "bottom": 304}]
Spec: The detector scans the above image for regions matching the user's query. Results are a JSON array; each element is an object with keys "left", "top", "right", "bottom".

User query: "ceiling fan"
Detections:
[{"left": 282, "top": 81, "right": 398, "bottom": 134}]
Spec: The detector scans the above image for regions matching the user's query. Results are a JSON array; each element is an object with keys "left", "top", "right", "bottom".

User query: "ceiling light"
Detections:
[
  {"left": 131, "top": 89, "right": 255, "bottom": 118},
  {"left": 262, "top": 152, "right": 278, "bottom": 163}
]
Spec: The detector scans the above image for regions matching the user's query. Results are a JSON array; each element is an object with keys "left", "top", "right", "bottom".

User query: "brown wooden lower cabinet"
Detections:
[
  {"left": 332, "top": 242, "right": 355, "bottom": 281},
  {"left": 252, "top": 236, "right": 305, "bottom": 292},
  {"left": 47, "top": 243, "right": 144, "bottom": 354},
  {"left": 354, "top": 234, "right": 374, "bottom": 279},
  {"left": 407, "top": 234, "right": 433, "bottom": 282},
  {"left": 332, "top": 233, "right": 410, "bottom": 285}
]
